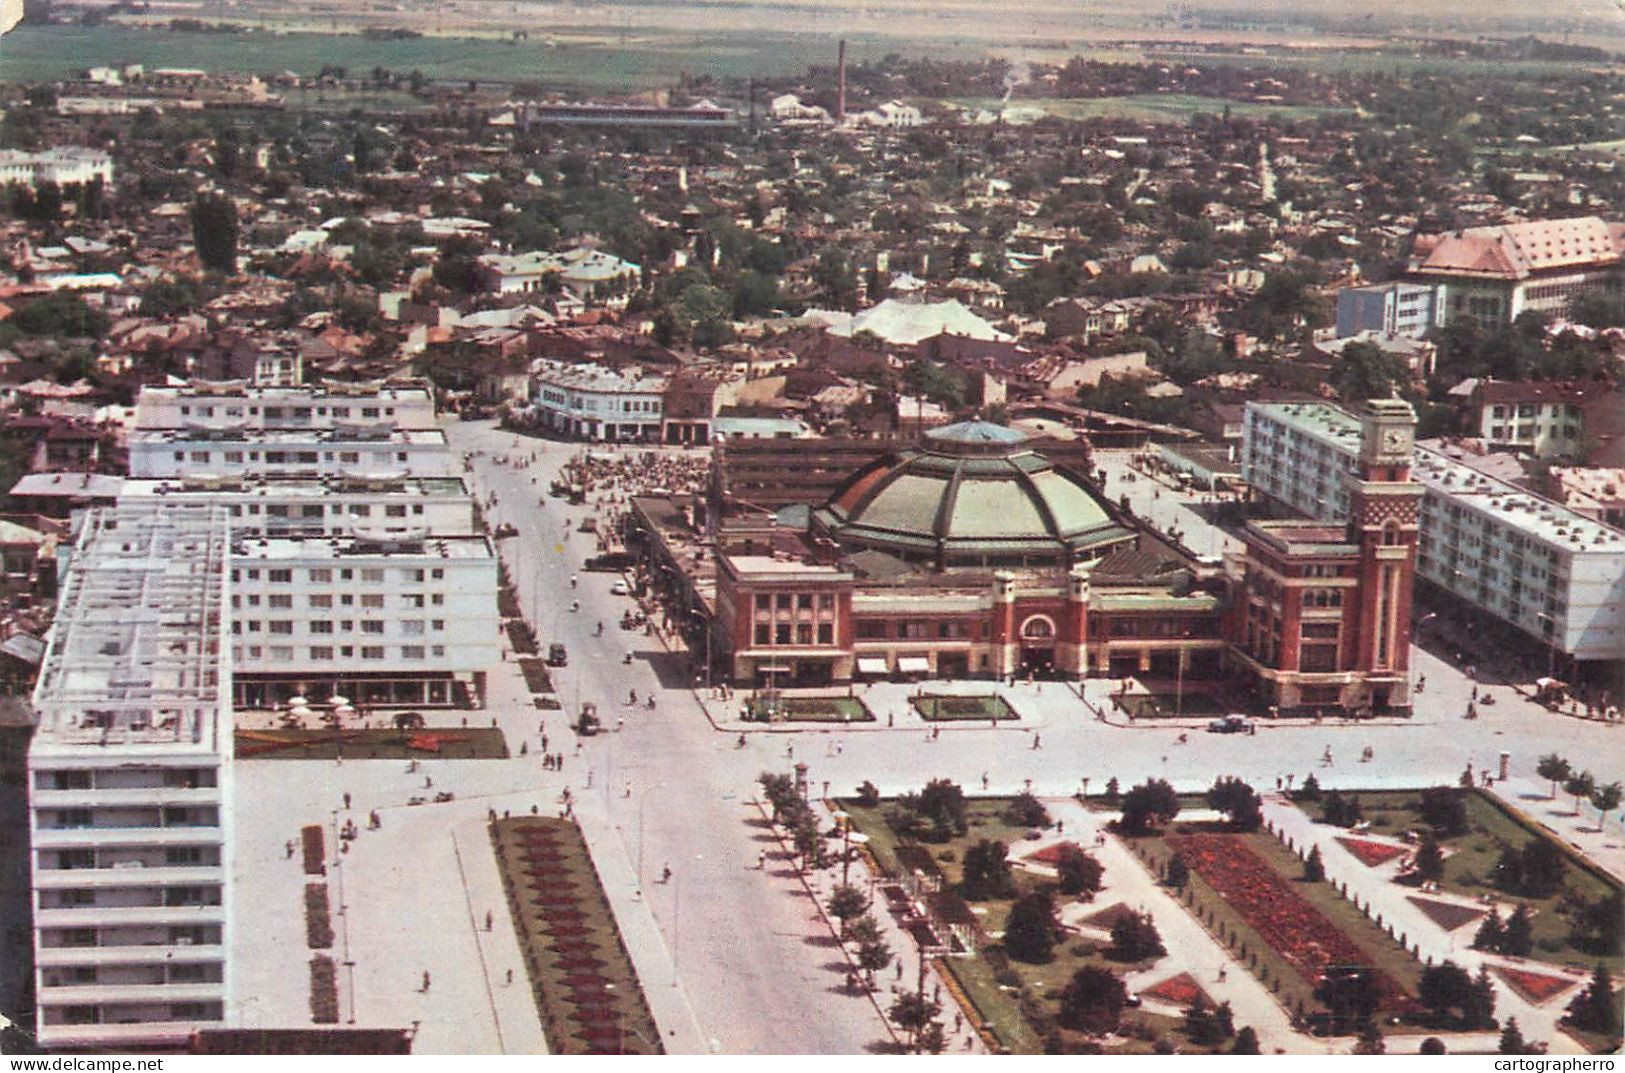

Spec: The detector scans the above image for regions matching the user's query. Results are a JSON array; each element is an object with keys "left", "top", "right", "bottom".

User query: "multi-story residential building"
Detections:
[
  {"left": 478, "top": 247, "right": 641, "bottom": 300},
  {"left": 1405, "top": 216, "right": 1625, "bottom": 328},
  {"left": 28, "top": 505, "right": 233, "bottom": 1050},
  {"left": 117, "top": 477, "right": 478, "bottom": 538},
  {"left": 227, "top": 534, "right": 497, "bottom": 709},
  {"left": 1463, "top": 379, "right": 1602, "bottom": 460},
  {"left": 1334, "top": 281, "right": 1441, "bottom": 339},
  {"left": 1243, "top": 401, "right": 1625, "bottom": 666},
  {"left": 529, "top": 361, "right": 666, "bottom": 442},
  {"left": 129, "top": 384, "right": 454, "bottom": 480},
  {"left": 0, "top": 147, "right": 115, "bottom": 188},
  {"left": 121, "top": 386, "right": 498, "bottom": 709},
  {"left": 132, "top": 385, "right": 437, "bottom": 432}
]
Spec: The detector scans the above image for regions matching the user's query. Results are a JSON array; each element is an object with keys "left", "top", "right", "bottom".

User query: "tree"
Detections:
[
  {"left": 827, "top": 883, "right": 870, "bottom": 938},
  {"left": 1414, "top": 831, "right": 1445, "bottom": 883},
  {"left": 1296, "top": 772, "right": 1322, "bottom": 802},
  {"left": 1466, "top": 965, "right": 1498, "bottom": 1030},
  {"left": 888, "top": 989, "right": 941, "bottom": 1053},
  {"left": 1118, "top": 778, "right": 1179, "bottom": 836},
  {"left": 1332, "top": 339, "right": 1411, "bottom": 402},
  {"left": 1231, "top": 1026, "right": 1261, "bottom": 1055},
  {"left": 1471, "top": 910, "right": 1504, "bottom": 953},
  {"left": 1418, "top": 962, "right": 1470, "bottom": 1021},
  {"left": 190, "top": 191, "right": 239, "bottom": 274},
  {"left": 901, "top": 359, "right": 966, "bottom": 410},
  {"left": 1498, "top": 1018, "right": 1529, "bottom": 1055},
  {"left": 1207, "top": 777, "right": 1263, "bottom": 832},
  {"left": 1568, "top": 290, "right": 1625, "bottom": 330},
  {"left": 1354, "top": 1020, "right": 1386, "bottom": 1054},
  {"left": 1590, "top": 782, "right": 1622, "bottom": 832},
  {"left": 1004, "top": 891, "right": 1061, "bottom": 963},
  {"left": 1568, "top": 892, "right": 1623, "bottom": 957},
  {"left": 1054, "top": 844, "right": 1104, "bottom": 899},
  {"left": 1417, "top": 787, "right": 1468, "bottom": 836},
  {"left": 8, "top": 292, "right": 109, "bottom": 338},
  {"left": 1565, "top": 964, "right": 1621, "bottom": 1036},
  {"left": 792, "top": 814, "right": 822, "bottom": 870},
  {"left": 855, "top": 927, "right": 893, "bottom": 983},
  {"left": 1058, "top": 966, "right": 1128, "bottom": 1035},
  {"left": 1419, "top": 1037, "right": 1447, "bottom": 1055},
  {"left": 1164, "top": 852, "right": 1190, "bottom": 891},
  {"left": 1102, "top": 777, "right": 1120, "bottom": 805},
  {"left": 1005, "top": 790, "right": 1050, "bottom": 828},
  {"left": 1502, "top": 904, "right": 1534, "bottom": 957},
  {"left": 1565, "top": 771, "right": 1597, "bottom": 817},
  {"left": 960, "top": 839, "right": 1015, "bottom": 900},
  {"left": 1303, "top": 844, "right": 1326, "bottom": 882},
  {"left": 856, "top": 780, "right": 881, "bottom": 807},
  {"left": 758, "top": 772, "right": 798, "bottom": 822},
  {"left": 1109, "top": 910, "right": 1165, "bottom": 962},
  {"left": 1537, "top": 754, "right": 1571, "bottom": 800},
  {"left": 1317, "top": 969, "right": 1380, "bottom": 1031},
  {"left": 914, "top": 778, "right": 968, "bottom": 841}
]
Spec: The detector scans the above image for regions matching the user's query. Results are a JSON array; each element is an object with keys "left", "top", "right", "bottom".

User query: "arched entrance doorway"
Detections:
[{"left": 1019, "top": 615, "right": 1057, "bottom": 675}]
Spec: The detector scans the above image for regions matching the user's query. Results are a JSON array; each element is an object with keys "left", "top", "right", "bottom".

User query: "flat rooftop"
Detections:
[
  {"left": 141, "top": 383, "right": 432, "bottom": 403},
  {"left": 236, "top": 534, "right": 494, "bottom": 561},
  {"left": 130, "top": 428, "right": 448, "bottom": 447},
  {"left": 32, "top": 505, "right": 230, "bottom": 755},
  {"left": 120, "top": 476, "right": 471, "bottom": 499},
  {"left": 1250, "top": 403, "right": 1625, "bottom": 552}
]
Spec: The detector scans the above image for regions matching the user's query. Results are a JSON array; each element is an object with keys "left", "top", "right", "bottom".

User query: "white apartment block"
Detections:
[
  {"left": 529, "top": 360, "right": 666, "bottom": 442},
  {"left": 127, "top": 428, "right": 456, "bottom": 480},
  {"left": 227, "top": 534, "right": 498, "bottom": 709},
  {"left": 121, "top": 386, "right": 497, "bottom": 708},
  {"left": 1242, "top": 402, "right": 1625, "bottom": 662},
  {"left": 133, "top": 384, "right": 438, "bottom": 432},
  {"left": 0, "top": 147, "right": 115, "bottom": 188},
  {"left": 28, "top": 505, "right": 233, "bottom": 1050},
  {"left": 118, "top": 476, "right": 478, "bottom": 538}
]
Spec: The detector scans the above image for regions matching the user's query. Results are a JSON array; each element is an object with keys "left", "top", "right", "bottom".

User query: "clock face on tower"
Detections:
[{"left": 1381, "top": 427, "right": 1412, "bottom": 455}]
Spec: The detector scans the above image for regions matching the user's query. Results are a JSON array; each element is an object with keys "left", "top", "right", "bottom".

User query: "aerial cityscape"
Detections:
[{"left": 0, "top": 0, "right": 1622, "bottom": 1059}]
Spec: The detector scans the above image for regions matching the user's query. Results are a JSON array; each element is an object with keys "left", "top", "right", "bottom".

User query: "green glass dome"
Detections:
[{"left": 811, "top": 425, "right": 1133, "bottom": 569}]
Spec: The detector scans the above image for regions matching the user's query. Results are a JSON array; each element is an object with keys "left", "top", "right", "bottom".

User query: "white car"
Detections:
[{"left": 610, "top": 580, "right": 629, "bottom": 596}]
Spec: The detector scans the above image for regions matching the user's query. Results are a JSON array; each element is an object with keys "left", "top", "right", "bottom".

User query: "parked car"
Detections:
[
  {"left": 547, "top": 642, "right": 568, "bottom": 667},
  {"left": 584, "top": 551, "right": 636, "bottom": 572},
  {"left": 1207, "top": 715, "right": 1253, "bottom": 734},
  {"left": 610, "top": 580, "right": 630, "bottom": 596}
]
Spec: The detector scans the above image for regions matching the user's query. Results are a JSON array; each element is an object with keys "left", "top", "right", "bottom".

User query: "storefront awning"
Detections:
[
  {"left": 755, "top": 664, "right": 793, "bottom": 674},
  {"left": 856, "top": 657, "right": 889, "bottom": 675},
  {"left": 897, "top": 656, "right": 931, "bottom": 674}
]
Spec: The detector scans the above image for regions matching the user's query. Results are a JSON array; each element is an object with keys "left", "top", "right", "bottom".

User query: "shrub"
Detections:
[
  {"left": 1058, "top": 966, "right": 1128, "bottom": 1035},
  {"left": 960, "top": 839, "right": 1015, "bottom": 900},
  {"left": 1109, "top": 910, "right": 1165, "bottom": 962},
  {"left": 856, "top": 780, "right": 881, "bottom": 807},
  {"left": 1055, "top": 844, "right": 1104, "bottom": 899},
  {"left": 1004, "top": 891, "right": 1061, "bottom": 964},
  {"left": 304, "top": 883, "right": 334, "bottom": 949},
  {"left": 1005, "top": 791, "right": 1050, "bottom": 828}
]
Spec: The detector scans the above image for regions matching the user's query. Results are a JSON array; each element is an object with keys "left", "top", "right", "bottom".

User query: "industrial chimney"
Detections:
[{"left": 836, "top": 39, "right": 846, "bottom": 123}]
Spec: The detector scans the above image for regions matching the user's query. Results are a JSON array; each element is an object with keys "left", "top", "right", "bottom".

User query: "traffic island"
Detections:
[
  {"left": 912, "top": 694, "right": 1019, "bottom": 722},
  {"left": 235, "top": 727, "right": 510, "bottom": 760},
  {"left": 490, "top": 817, "right": 663, "bottom": 1054}
]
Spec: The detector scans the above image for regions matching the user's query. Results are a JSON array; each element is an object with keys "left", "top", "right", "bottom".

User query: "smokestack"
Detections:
[{"left": 836, "top": 39, "right": 846, "bottom": 123}]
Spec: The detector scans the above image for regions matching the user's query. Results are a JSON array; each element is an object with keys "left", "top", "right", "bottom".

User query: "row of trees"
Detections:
[{"left": 1536, "top": 754, "right": 1622, "bottom": 830}]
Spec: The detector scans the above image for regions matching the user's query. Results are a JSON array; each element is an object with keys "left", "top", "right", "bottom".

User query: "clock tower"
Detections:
[{"left": 1345, "top": 398, "right": 1422, "bottom": 710}]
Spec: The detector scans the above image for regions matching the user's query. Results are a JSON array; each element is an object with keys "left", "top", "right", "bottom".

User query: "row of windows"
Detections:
[
  {"left": 753, "top": 592, "right": 838, "bottom": 613},
  {"left": 235, "top": 644, "right": 444, "bottom": 661},
  {"left": 234, "top": 567, "right": 445, "bottom": 583},
  {"left": 169, "top": 450, "right": 412, "bottom": 464},
  {"left": 178, "top": 404, "right": 396, "bottom": 419},
  {"left": 234, "top": 618, "right": 446, "bottom": 634},
  {"left": 753, "top": 622, "right": 836, "bottom": 646}
]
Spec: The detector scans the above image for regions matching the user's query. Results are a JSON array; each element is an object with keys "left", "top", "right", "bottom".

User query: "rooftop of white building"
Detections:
[
  {"left": 129, "top": 427, "right": 447, "bottom": 447},
  {"left": 532, "top": 360, "right": 666, "bottom": 394},
  {"left": 1249, "top": 401, "right": 1625, "bottom": 553},
  {"left": 120, "top": 475, "right": 471, "bottom": 499},
  {"left": 31, "top": 506, "right": 230, "bottom": 756},
  {"left": 235, "top": 533, "right": 494, "bottom": 561}
]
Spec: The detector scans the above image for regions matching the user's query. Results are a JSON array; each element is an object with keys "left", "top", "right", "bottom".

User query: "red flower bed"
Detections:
[
  {"left": 1494, "top": 965, "right": 1579, "bottom": 1005},
  {"left": 1140, "top": 972, "right": 1207, "bottom": 1007},
  {"left": 1335, "top": 837, "right": 1408, "bottom": 867},
  {"left": 1026, "top": 841, "right": 1084, "bottom": 865},
  {"left": 1168, "top": 834, "right": 1409, "bottom": 1008}
]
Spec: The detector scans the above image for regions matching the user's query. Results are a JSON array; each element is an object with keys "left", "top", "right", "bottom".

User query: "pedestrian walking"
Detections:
[
  {"left": 981, "top": 772, "right": 989, "bottom": 790},
  {"left": 342, "top": 792, "right": 351, "bottom": 810},
  {"left": 484, "top": 910, "right": 493, "bottom": 932},
  {"left": 1032, "top": 734, "right": 1042, "bottom": 750},
  {"left": 505, "top": 968, "right": 514, "bottom": 986},
  {"left": 421, "top": 971, "right": 432, "bottom": 993},
  {"left": 758, "top": 850, "right": 767, "bottom": 870},
  {"left": 285, "top": 840, "right": 295, "bottom": 859}
]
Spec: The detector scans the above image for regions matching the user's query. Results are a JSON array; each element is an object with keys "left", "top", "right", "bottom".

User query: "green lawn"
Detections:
[
  {"left": 235, "top": 726, "right": 509, "bottom": 759},
  {"left": 843, "top": 796, "right": 1213, "bottom": 1054},
  {"left": 913, "top": 694, "right": 1019, "bottom": 722},
  {"left": 746, "top": 694, "right": 873, "bottom": 723},
  {"left": 0, "top": 24, "right": 967, "bottom": 89},
  {"left": 1292, "top": 789, "right": 1623, "bottom": 974}
]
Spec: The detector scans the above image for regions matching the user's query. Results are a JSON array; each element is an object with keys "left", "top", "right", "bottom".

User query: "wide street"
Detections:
[{"left": 237, "top": 417, "right": 1619, "bottom": 1055}]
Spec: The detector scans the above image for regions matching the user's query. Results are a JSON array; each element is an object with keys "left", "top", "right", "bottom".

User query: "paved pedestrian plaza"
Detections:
[{"left": 223, "top": 421, "right": 1621, "bottom": 1055}]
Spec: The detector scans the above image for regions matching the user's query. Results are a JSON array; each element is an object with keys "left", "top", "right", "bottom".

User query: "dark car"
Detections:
[
  {"left": 547, "top": 642, "right": 568, "bottom": 667},
  {"left": 1207, "top": 715, "right": 1253, "bottom": 734},
  {"left": 584, "top": 551, "right": 636, "bottom": 572}
]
